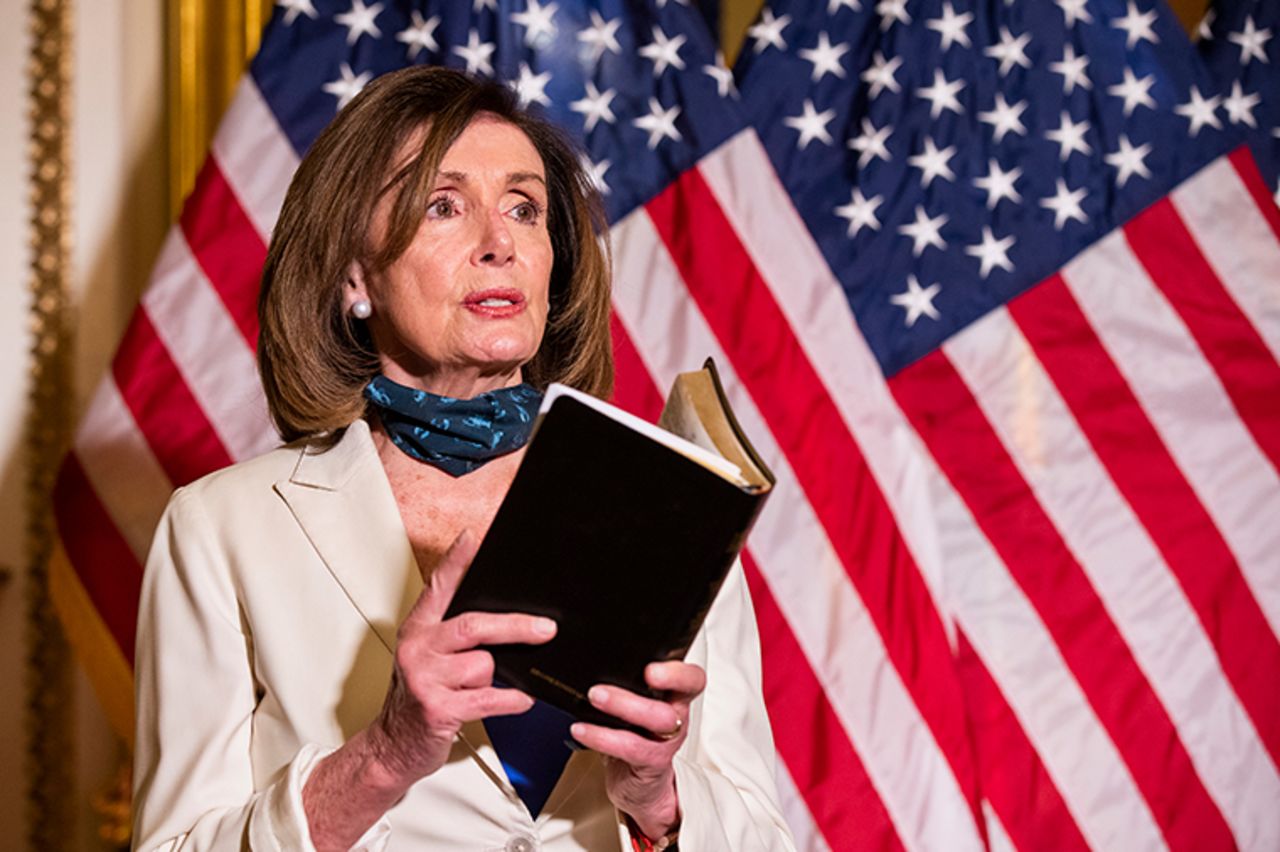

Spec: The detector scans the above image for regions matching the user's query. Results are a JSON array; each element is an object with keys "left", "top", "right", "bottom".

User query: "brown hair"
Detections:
[{"left": 258, "top": 66, "right": 613, "bottom": 442}]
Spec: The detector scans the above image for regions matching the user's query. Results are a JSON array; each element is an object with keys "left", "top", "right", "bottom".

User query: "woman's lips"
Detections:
[{"left": 463, "top": 288, "right": 526, "bottom": 318}]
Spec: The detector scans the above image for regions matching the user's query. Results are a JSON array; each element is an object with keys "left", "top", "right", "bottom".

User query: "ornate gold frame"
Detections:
[{"left": 26, "top": 1, "right": 75, "bottom": 849}]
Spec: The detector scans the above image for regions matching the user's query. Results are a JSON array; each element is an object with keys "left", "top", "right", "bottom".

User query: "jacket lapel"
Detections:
[
  {"left": 273, "top": 420, "right": 551, "bottom": 807},
  {"left": 273, "top": 420, "right": 421, "bottom": 654}
]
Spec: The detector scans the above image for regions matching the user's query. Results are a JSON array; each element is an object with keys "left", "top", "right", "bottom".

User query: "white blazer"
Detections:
[{"left": 133, "top": 420, "right": 797, "bottom": 851}]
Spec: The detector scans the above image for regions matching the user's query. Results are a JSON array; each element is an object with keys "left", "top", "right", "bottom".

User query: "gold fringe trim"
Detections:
[{"left": 49, "top": 544, "right": 136, "bottom": 746}]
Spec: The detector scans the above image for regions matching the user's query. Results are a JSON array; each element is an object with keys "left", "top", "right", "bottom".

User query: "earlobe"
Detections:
[{"left": 344, "top": 263, "right": 372, "bottom": 319}]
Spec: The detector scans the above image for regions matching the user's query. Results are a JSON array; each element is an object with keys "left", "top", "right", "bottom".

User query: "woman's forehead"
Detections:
[
  {"left": 389, "top": 112, "right": 545, "bottom": 180},
  {"left": 440, "top": 115, "right": 545, "bottom": 176}
]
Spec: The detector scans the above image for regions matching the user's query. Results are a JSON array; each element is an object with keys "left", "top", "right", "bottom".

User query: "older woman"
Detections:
[{"left": 132, "top": 66, "right": 795, "bottom": 851}]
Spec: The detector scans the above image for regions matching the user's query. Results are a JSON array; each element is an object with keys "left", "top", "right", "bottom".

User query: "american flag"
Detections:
[
  {"left": 50, "top": 0, "right": 1280, "bottom": 850},
  {"left": 731, "top": 0, "right": 1280, "bottom": 849}
]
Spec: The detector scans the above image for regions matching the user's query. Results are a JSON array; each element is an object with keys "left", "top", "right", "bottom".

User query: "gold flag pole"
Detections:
[{"left": 167, "top": 0, "right": 272, "bottom": 219}]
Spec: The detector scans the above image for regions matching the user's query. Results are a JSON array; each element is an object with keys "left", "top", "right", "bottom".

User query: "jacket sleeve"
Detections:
[
  {"left": 650, "top": 561, "right": 799, "bottom": 852},
  {"left": 131, "top": 486, "right": 390, "bottom": 852}
]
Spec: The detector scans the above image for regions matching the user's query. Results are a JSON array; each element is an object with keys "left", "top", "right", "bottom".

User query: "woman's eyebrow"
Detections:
[
  {"left": 506, "top": 171, "right": 546, "bottom": 187},
  {"left": 435, "top": 169, "right": 546, "bottom": 187}
]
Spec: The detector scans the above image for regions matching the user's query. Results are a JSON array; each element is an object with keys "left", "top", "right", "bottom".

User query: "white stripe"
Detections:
[
  {"left": 953, "top": 540, "right": 1169, "bottom": 850},
  {"left": 73, "top": 377, "right": 174, "bottom": 562},
  {"left": 1171, "top": 156, "right": 1280, "bottom": 365},
  {"left": 610, "top": 208, "right": 983, "bottom": 852},
  {"left": 698, "top": 129, "right": 1168, "bottom": 852},
  {"left": 773, "top": 761, "right": 832, "bottom": 852},
  {"left": 210, "top": 78, "right": 299, "bottom": 240},
  {"left": 1063, "top": 230, "right": 1280, "bottom": 640},
  {"left": 142, "top": 231, "right": 279, "bottom": 463},
  {"left": 982, "top": 800, "right": 1018, "bottom": 852},
  {"left": 945, "top": 308, "right": 1280, "bottom": 849}
]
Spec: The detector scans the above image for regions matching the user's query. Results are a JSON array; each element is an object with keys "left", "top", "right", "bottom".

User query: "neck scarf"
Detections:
[{"left": 363, "top": 375, "right": 542, "bottom": 476}]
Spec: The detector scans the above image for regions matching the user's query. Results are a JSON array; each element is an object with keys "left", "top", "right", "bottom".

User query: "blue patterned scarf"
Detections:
[{"left": 363, "top": 375, "right": 542, "bottom": 476}]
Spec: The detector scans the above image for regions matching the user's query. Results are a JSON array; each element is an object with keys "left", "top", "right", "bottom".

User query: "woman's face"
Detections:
[{"left": 350, "top": 114, "right": 553, "bottom": 397}]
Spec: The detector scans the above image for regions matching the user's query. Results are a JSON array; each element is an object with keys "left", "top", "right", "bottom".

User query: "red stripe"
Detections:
[
  {"left": 1229, "top": 146, "right": 1280, "bottom": 246},
  {"left": 52, "top": 453, "right": 143, "bottom": 664},
  {"left": 112, "top": 307, "right": 234, "bottom": 488},
  {"left": 608, "top": 310, "right": 666, "bottom": 420},
  {"left": 644, "top": 169, "right": 984, "bottom": 832},
  {"left": 890, "top": 348, "right": 1234, "bottom": 851},
  {"left": 954, "top": 629, "right": 1090, "bottom": 852},
  {"left": 179, "top": 156, "right": 266, "bottom": 346},
  {"left": 1011, "top": 274, "right": 1280, "bottom": 767},
  {"left": 1124, "top": 197, "right": 1280, "bottom": 473},
  {"left": 743, "top": 551, "right": 906, "bottom": 852}
]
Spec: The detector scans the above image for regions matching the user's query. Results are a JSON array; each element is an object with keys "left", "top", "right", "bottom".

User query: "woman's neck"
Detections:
[{"left": 370, "top": 414, "right": 526, "bottom": 577}]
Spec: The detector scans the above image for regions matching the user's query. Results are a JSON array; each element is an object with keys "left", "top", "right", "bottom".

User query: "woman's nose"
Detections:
[{"left": 473, "top": 209, "right": 515, "bottom": 266}]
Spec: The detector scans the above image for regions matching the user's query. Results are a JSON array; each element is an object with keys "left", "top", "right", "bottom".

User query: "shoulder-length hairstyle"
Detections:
[{"left": 258, "top": 65, "right": 613, "bottom": 442}]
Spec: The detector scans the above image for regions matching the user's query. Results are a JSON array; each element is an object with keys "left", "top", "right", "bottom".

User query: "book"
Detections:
[{"left": 444, "top": 359, "right": 774, "bottom": 731}]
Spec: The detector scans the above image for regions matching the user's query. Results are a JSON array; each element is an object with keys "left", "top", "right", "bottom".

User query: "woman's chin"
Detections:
[
  {"left": 437, "top": 349, "right": 536, "bottom": 390},
  {"left": 465, "top": 335, "right": 542, "bottom": 373}
]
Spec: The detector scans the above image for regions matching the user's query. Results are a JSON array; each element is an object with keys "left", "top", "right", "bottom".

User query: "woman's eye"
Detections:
[
  {"left": 426, "top": 197, "right": 456, "bottom": 218},
  {"left": 510, "top": 200, "right": 542, "bottom": 224}
]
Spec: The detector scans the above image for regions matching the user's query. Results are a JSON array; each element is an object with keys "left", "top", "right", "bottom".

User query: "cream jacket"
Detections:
[{"left": 133, "top": 420, "right": 797, "bottom": 851}]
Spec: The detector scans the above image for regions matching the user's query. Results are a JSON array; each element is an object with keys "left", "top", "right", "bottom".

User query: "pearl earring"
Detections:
[{"left": 350, "top": 299, "right": 372, "bottom": 319}]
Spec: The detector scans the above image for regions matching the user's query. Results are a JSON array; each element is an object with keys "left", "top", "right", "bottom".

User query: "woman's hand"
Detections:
[
  {"left": 368, "top": 529, "right": 557, "bottom": 786},
  {"left": 569, "top": 661, "right": 707, "bottom": 841},
  {"left": 306, "top": 531, "right": 555, "bottom": 850}
]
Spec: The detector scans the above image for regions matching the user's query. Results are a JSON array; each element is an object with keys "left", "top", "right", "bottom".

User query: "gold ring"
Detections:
[{"left": 657, "top": 717, "right": 683, "bottom": 741}]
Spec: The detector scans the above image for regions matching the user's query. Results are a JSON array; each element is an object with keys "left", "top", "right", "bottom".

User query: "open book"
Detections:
[{"left": 445, "top": 359, "right": 774, "bottom": 730}]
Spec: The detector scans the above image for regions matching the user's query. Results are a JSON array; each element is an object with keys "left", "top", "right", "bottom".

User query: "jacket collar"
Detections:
[{"left": 273, "top": 420, "right": 422, "bottom": 655}]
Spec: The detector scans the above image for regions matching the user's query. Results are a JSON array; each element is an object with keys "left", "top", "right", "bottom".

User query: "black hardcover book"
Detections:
[{"left": 445, "top": 360, "right": 774, "bottom": 730}]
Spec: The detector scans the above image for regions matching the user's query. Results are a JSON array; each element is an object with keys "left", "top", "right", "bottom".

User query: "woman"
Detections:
[{"left": 133, "top": 66, "right": 795, "bottom": 851}]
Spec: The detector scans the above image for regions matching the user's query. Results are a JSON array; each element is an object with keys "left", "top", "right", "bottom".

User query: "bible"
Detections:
[{"left": 445, "top": 359, "right": 774, "bottom": 730}]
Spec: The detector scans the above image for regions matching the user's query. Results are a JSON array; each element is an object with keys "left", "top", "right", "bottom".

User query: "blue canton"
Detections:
[
  {"left": 734, "top": 0, "right": 1252, "bottom": 378},
  {"left": 1197, "top": 0, "right": 1279, "bottom": 199}
]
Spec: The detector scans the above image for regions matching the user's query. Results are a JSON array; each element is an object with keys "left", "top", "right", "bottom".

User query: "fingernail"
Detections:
[
  {"left": 588, "top": 685, "right": 608, "bottom": 706},
  {"left": 533, "top": 618, "right": 556, "bottom": 637},
  {"left": 570, "top": 723, "right": 585, "bottom": 740}
]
